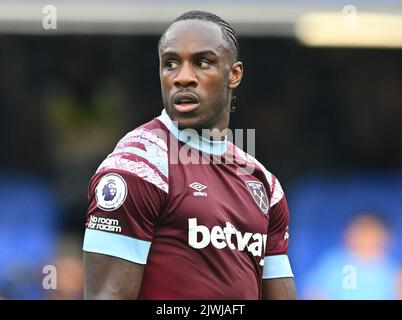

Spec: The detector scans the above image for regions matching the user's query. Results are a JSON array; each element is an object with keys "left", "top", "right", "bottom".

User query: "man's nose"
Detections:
[{"left": 174, "top": 62, "right": 197, "bottom": 88}]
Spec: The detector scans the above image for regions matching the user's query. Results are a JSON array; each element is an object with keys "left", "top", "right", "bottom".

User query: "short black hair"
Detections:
[{"left": 158, "top": 10, "right": 239, "bottom": 61}]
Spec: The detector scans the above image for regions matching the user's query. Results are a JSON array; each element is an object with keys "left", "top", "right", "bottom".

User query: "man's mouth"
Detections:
[{"left": 173, "top": 93, "right": 200, "bottom": 113}]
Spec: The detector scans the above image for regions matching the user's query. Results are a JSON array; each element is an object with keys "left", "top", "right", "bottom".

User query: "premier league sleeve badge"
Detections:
[{"left": 95, "top": 173, "right": 128, "bottom": 211}]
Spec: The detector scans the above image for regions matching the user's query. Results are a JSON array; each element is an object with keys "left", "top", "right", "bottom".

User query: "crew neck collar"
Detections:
[{"left": 157, "top": 109, "right": 227, "bottom": 155}]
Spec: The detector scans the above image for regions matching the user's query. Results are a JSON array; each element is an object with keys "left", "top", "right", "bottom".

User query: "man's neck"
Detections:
[{"left": 158, "top": 109, "right": 228, "bottom": 155}]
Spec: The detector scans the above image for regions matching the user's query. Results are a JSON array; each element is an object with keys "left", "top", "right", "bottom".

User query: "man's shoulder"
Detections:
[
  {"left": 94, "top": 117, "right": 169, "bottom": 193},
  {"left": 228, "top": 141, "right": 275, "bottom": 177},
  {"left": 117, "top": 117, "right": 169, "bottom": 155},
  {"left": 228, "top": 142, "right": 285, "bottom": 206}
]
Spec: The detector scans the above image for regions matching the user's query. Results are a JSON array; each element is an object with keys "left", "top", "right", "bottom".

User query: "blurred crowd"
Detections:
[{"left": 303, "top": 214, "right": 402, "bottom": 299}]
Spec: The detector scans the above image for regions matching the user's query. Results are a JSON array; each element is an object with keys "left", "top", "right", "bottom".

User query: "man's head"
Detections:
[
  {"left": 158, "top": 11, "right": 243, "bottom": 132},
  {"left": 344, "top": 214, "right": 390, "bottom": 260}
]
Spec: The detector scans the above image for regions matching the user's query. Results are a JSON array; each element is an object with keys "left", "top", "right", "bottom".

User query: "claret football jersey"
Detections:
[{"left": 83, "top": 109, "right": 293, "bottom": 299}]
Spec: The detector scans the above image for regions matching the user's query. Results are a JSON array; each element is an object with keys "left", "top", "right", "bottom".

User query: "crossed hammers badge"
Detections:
[{"left": 245, "top": 181, "right": 269, "bottom": 214}]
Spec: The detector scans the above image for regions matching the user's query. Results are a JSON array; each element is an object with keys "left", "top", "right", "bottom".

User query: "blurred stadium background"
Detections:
[{"left": 0, "top": 0, "right": 401, "bottom": 299}]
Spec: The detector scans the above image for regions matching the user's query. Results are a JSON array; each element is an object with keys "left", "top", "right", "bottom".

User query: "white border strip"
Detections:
[
  {"left": 262, "top": 254, "right": 294, "bottom": 279},
  {"left": 83, "top": 228, "right": 151, "bottom": 265}
]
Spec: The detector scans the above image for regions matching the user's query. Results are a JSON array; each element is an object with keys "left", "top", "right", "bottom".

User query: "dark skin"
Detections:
[
  {"left": 84, "top": 253, "right": 144, "bottom": 300},
  {"left": 84, "top": 19, "right": 296, "bottom": 300},
  {"left": 159, "top": 20, "right": 242, "bottom": 135}
]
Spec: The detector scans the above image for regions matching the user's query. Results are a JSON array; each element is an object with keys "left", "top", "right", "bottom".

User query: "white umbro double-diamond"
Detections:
[
  {"left": 189, "top": 182, "right": 208, "bottom": 197},
  {"left": 189, "top": 182, "right": 207, "bottom": 191}
]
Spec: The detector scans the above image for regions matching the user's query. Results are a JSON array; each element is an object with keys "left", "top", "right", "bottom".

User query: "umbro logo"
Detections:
[
  {"left": 189, "top": 182, "right": 207, "bottom": 191},
  {"left": 189, "top": 182, "right": 208, "bottom": 197}
]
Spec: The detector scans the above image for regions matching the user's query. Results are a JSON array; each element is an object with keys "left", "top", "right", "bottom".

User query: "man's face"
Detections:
[{"left": 159, "top": 20, "right": 242, "bottom": 131}]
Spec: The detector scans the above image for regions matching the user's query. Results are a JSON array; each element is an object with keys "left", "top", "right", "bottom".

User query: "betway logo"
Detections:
[{"left": 188, "top": 218, "right": 267, "bottom": 265}]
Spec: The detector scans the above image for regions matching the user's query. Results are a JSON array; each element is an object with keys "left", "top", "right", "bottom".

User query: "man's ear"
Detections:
[{"left": 229, "top": 61, "right": 243, "bottom": 89}]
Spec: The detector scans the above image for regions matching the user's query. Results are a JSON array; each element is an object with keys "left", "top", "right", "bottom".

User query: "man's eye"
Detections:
[
  {"left": 166, "top": 61, "right": 178, "bottom": 70},
  {"left": 197, "top": 60, "right": 210, "bottom": 69}
]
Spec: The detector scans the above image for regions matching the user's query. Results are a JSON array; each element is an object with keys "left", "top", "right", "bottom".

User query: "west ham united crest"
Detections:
[
  {"left": 245, "top": 181, "right": 269, "bottom": 214},
  {"left": 95, "top": 173, "right": 127, "bottom": 211}
]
